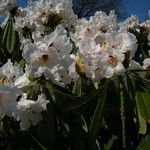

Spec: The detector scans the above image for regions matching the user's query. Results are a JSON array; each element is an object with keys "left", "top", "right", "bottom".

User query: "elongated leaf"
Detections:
[
  {"left": 136, "top": 88, "right": 150, "bottom": 119},
  {"left": 32, "top": 104, "right": 56, "bottom": 150},
  {"left": 71, "top": 126, "right": 85, "bottom": 150},
  {"left": 104, "top": 135, "right": 117, "bottom": 150},
  {"left": 45, "top": 80, "right": 99, "bottom": 112},
  {"left": 2, "top": 18, "right": 10, "bottom": 45},
  {"left": 2, "top": 17, "right": 20, "bottom": 56},
  {"left": 88, "top": 80, "right": 109, "bottom": 149},
  {"left": 28, "top": 133, "right": 48, "bottom": 150},
  {"left": 70, "top": 115, "right": 87, "bottom": 150},
  {"left": 6, "top": 17, "right": 13, "bottom": 53},
  {"left": 125, "top": 75, "right": 147, "bottom": 135},
  {"left": 137, "top": 135, "right": 150, "bottom": 150},
  {"left": 61, "top": 89, "right": 100, "bottom": 112},
  {"left": 72, "top": 77, "right": 96, "bottom": 97},
  {"left": 138, "top": 114, "right": 147, "bottom": 135},
  {"left": 45, "top": 81, "right": 56, "bottom": 102},
  {"left": 72, "top": 77, "right": 82, "bottom": 97}
]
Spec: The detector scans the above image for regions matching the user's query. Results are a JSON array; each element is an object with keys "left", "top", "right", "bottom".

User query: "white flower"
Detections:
[
  {"left": 89, "top": 11, "right": 117, "bottom": 32},
  {"left": 128, "top": 60, "right": 142, "bottom": 70},
  {"left": 14, "top": 15, "right": 35, "bottom": 31},
  {"left": 119, "top": 15, "right": 139, "bottom": 30},
  {"left": 0, "top": 86, "right": 18, "bottom": 120},
  {"left": 72, "top": 10, "right": 138, "bottom": 81},
  {"left": 99, "top": 51, "right": 126, "bottom": 78},
  {"left": 43, "top": 25, "right": 72, "bottom": 59},
  {"left": 140, "top": 20, "right": 150, "bottom": 32},
  {"left": 51, "top": 65, "right": 72, "bottom": 86},
  {"left": 14, "top": 67, "right": 31, "bottom": 89},
  {"left": 143, "top": 58, "right": 150, "bottom": 69},
  {"left": 0, "top": 0, "right": 16, "bottom": 16},
  {"left": 22, "top": 26, "right": 73, "bottom": 83},
  {"left": 74, "top": 11, "right": 117, "bottom": 46},
  {"left": 0, "top": 59, "right": 21, "bottom": 86},
  {"left": 22, "top": 41, "right": 58, "bottom": 78},
  {"left": 16, "top": 93, "right": 49, "bottom": 130},
  {"left": 114, "top": 31, "right": 137, "bottom": 57},
  {"left": 18, "top": 0, "right": 77, "bottom": 29}
]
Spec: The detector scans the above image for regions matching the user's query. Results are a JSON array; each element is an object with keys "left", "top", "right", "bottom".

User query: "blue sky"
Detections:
[
  {"left": 123, "top": 0, "right": 150, "bottom": 21},
  {"left": 17, "top": 0, "right": 28, "bottom": 7}
]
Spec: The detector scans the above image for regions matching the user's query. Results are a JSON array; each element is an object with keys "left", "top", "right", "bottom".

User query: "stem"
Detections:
[
  {"left": 119, "top": 77, "right": 127, "bottom": 149},
  {"left": 130, "top": 69, "right": 150, "bottom": 72},
  {"left": 120, "top": 86, "right": 126, "bottom": 149}
]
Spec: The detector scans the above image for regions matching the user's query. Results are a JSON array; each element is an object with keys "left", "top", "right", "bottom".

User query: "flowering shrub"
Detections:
[{"left": 0, "top": 0, "right": 150, "bottom": 149}]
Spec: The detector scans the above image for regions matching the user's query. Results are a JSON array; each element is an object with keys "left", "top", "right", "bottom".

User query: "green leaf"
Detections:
[
  {"left": 104, "top": 135, "right": 117, "bottom": 150},
  {"left": 70, "top": 115, "right": 87, "bottom": 150},
  {"left": 60, "top": 89, "right": 100, "bottom": 112},
  {"left": 2, "top": 18, "right": 10, "bottom": 45},
  {"left": 45, "top": 80, "right": 99, "bottom": 113},
  {"left": 126, "top": 75, "right": 148, "bottom": 135},
  {"left": 72, "top": 77, "right": 83, "bottom": 97},
  {"left": 137, "top": 135, "right": 150, "bottom": 150},
  {"left": 88, "top": 80, "right": 109, "bottom": 149},
  {"left": 136, "top": 88, "right": 150, "bottom": 119},
  {"left": 138, "top": 114, "right": 147, "bottom": 135},
  {"left": 135, "top": 88, "right": 150, "bottom": 135},
  {"left": 28, "top": 132, "right": 48, "bottom": 150},
  {"left": 72, "top": 77, "right": 96, "bottom": 97},
  {"left": 32, "top": 104, "right": 56, "bottom": 150},
  {"left": 45, "top": 81, "right": 56, "bottom": 103},
  {"left": 2, "top": 17, "right": 20, "bottom": 56},
  {"left": 6, "top": 17, "right": 14, "bottom": 53}
]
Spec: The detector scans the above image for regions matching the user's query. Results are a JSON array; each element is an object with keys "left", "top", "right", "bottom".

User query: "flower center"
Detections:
[
  {"left": 108, "top": 56, "right": 118, "bottom": 68},
  {"left": 95, "top": 35, "right": 110, "bottom": 51},
  {"left": 41, "top": 54, "right": 49, "bottom": 62}
]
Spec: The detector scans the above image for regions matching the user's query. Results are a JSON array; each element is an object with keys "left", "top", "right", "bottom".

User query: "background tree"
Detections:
[{"left": 73, "top": 0, "right": 126, "bottom": 19}]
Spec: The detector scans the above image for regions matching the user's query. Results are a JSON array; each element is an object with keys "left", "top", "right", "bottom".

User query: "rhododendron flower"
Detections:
[
  {"left": 22, "top": 25, "right": 74, "bottom": 86},
  {"left": 0, "top": 86, "right": 18, "bottom": 120},
  {"left": 16, "top": 93, "right": 49, "bottom": 130},
  {"left": 143, "top": 58, "right": 150, "bottom": 69},
  {"left": 0, "top": 59, "right": 21, "bottom": 86},
  {"left": 14, "top": 0, "right": 77, "bottom": 32},
  {"left": 0, "top": 0, "right": 16, "bottom": 16},
  {"left": 72, "top": 10, "right": 138, "bottom": 80},
  {"left": 14, "top": 66, "right": 32, "bottom": 89}
]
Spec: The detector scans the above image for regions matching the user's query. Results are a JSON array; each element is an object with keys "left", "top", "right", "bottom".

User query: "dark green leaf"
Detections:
[
  {"left": 88, "top": 80, "right": 109, "bottom": 149},
  {"left": 137, "top": 135, "right": 150, "bottom": 150},
  {"left": 138, "top": 114, "right": 147, "bottom": 135},
  {"left": 61, "top": 89, "right": 100, "bottom": 112},
  {"left": 2, "top": 17, "right": 21, "bottom": 58},
  {"left": 70, "top": 115, "right": 87, "bottom": 150},
  {"left": 28, "top": 133, "right": 48, "bottom": 150},
  {"left": 104, "top": 135, "right": 117, "bottom": 150},
  {"left": 136, "top": 88, "right": 150, "bottom": 119},
  {"left": 73, "top": 77, "right": 96, "bottom": 97},
  {"left": 32, "top": 104, "right": 56, "bottom": 150}
]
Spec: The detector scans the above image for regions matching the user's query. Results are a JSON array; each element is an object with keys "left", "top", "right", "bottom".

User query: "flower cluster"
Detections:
[{"left": 0, "top": 0, "right": 150, "bottom": 132}]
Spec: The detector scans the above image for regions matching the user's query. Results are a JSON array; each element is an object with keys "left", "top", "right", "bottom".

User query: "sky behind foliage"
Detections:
[{"left": 1, "top": 0, "right": 150, "bottom": 22}]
